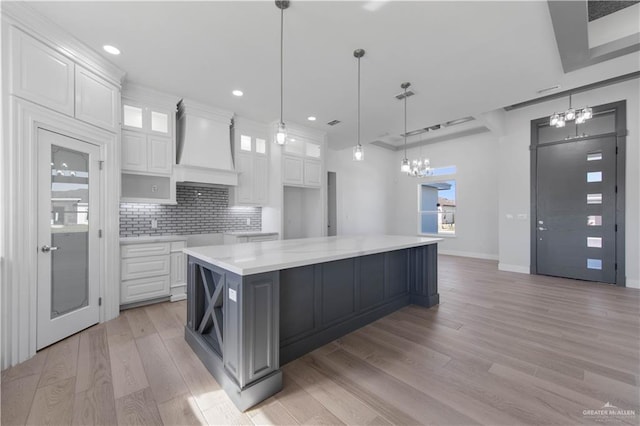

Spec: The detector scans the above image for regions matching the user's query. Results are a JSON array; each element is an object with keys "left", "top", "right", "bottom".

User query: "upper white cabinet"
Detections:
[
  {"left": 120, "top": 86, "right": 178, "bottom": 204},
  {"left": 282, "top": 133, "right": 324, "bottom": 188},
  {"left": 9, "top": 27, "right": 120, "bottom": 132},
  {"left": 75, "top": 66, "right": 119, "bottom": 131},
  {"left": 122, "top": 99, "right": 173, "bottom": 137},
  {"left": 10, "top": 28, "right": 74, "bottom": 116},
  {"left": 229, "top": 119, "right": 270, "bottom": 206}
]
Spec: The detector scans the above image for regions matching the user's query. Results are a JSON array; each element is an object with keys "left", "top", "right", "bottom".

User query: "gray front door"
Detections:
[{"left": 536, "top": 136, "right": 617, "bottom": 283}]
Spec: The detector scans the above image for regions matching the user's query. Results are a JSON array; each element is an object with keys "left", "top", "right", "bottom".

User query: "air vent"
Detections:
[
  {"left": 395, "top": 90, "right": 415, "bottom": 100},
  {"left": 327, "top": 119, "right": 341, "bottom": 126}
]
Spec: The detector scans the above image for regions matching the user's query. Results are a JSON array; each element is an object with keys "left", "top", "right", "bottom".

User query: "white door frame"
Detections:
[{"left": 2, "top": 96, "right": 121, "bottom": 368}]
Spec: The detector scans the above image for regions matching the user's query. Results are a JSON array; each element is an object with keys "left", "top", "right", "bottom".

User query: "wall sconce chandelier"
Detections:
[{"left": 549, "top": 93, "right": 592, "bottom": 128}]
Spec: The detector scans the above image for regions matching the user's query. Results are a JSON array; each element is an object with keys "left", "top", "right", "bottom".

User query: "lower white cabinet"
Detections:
[
  {"left": 120, "top": 239, "right": 186, "bottom": 306},
  {"left": 169, "top": 241, "right": 187, "bottom": 302}
]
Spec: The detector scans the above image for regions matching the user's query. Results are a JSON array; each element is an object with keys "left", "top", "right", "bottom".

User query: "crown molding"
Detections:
[{"left": 1, "top": 2, "right": 126, "bottom": 85}]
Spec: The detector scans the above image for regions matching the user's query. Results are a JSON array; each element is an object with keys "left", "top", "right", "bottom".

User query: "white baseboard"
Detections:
[
  {"left": 438, "top": 250, "right": 498, "bottom": 261},
  {"left": 170, "top": 294, "right": 187, "bottom": 302},
  {"left": 626, "top": 279, "right": 640, "bottom": 289},
  {"left": 498, "top": 263, "right": 530, "bottom": 274}
]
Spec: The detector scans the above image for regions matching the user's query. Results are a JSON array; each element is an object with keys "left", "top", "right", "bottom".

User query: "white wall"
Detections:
[
  {"left": 283, "top": 186, "right": 323, "bottom": 239},
  {"left": 326, "top": 144, "right": 395, "bottom": 235},
  {"left": 498, "top": 78, "right": 640, "bottom": 287},
  {"left": 389, "top": 132, "right": 500, "bottom": 260}
]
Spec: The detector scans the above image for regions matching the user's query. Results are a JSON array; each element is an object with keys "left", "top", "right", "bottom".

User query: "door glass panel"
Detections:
[
  {"left": 587, "top": 258, "right": 602, "bottom": 270},
  {"left": 151, "top": 111, "right": 169, "bottom": 133},
  {"left": 240, "top": 135, "right": 252, "bottom": 152},
  {"left": 123, "top": 105, "right": 143, "bottom": 128},
  {"left": 587, "top": 171, "right": 602, "bottom": 183},
  {"left": 587, "top": 152, "right": 602, "bottom": 161},
  {"left": 50, "top": 145, "right": 89, "bottom": 318},
  {"left": 587, "top": 237, "right": 602, "bottom": 248},
  {"left": 587, "top": 215, "right": 602, "bottom": 226},
  {"left": 587, "top": 193, "right": 602, "bottom": 204},
  {"left": 255, "top": 138, "right": 266, "bottom": 154}
]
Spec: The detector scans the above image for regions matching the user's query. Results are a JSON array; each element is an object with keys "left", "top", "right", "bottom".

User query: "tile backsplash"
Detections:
[{"left": 120, "top": 184, "right": 261, "bottom": 237}]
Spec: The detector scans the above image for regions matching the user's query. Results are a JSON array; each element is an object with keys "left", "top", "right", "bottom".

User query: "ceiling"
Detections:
[{"left": 25, "top": 1, "right": 640, "bottom": 150}]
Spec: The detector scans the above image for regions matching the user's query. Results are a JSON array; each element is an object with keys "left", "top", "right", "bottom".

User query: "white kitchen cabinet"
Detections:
[
  {"left": 303, "top": 159, "right": 322, "bottom": 187},
  {"left": 229, "top": 120, "right": 270, "bottom": 206},
  {"left": 283, "top": 157, "right": 322, "bottom": 188},
  {"left": 9, "top": 27, "right": 120, "bottom": 133},
  {"left": 122, "top": 99, "right": 173, "bottom": 137},
  {"left": 169, "top": 241, "right": 187, "bottom": 302},
  {"left": 121, "top": 242, "right": 171, "bottom": 305},
  {"left": 120, "top": 239, "right": 186, "bottom": 306},
  {"left": 121, "top": 131, "right": 147, "bottom": 172},
  {"left": 10, "top": 27, "right": 75, "bottom": 116},
  {"left": 75, "top": 66, "right": 119, "bottom": 131},
  {"left": 147, "top": 136, "right": 173, "bottom": 174},
  {"left": 281, "top": 130, "right": 324, "bottom": 188},
  {"left": 121, "top": 132, "right": 172, "bottom": 176},
  {"left": 120, "top": 87, "right": 178, "bottom": 204},
  {"left": 282, "top": 156, "right": 304, "bottom": 186}
]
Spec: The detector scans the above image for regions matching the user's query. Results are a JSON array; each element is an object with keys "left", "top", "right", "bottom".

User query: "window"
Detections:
[{"left": 419, "top": 178, "right": 456, "bottom": 237}]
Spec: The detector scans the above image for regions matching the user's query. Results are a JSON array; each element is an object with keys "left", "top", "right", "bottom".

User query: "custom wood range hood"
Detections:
[{"left": 175, "top": 99, "right": 238, "bottom": 186}]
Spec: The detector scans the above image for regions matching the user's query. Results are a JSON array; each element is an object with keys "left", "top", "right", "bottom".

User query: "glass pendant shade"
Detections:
[
  {"left": 400, "top": 158, "right": 410, "bottom": 172},
  {"left": 565, "top": 108, "right": 576, "bottom": 121},
  {"left": 556, "top": 116, "right": 566, "bottom": 127},
  {"left": 550, "top": 113, "right": 559, "bottom": 126},
  {"left": 582, "top": 106, "right": 593, "bottom": 120},
  {"left": 275, "top": 122, "right": 287, "bottom": 145},
  {"left": 353, "top": 144, "right": 364, "bottom": 161}
]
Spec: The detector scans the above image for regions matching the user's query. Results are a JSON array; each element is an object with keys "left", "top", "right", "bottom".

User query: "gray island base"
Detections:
[{"left": 184, "top": 235, "right": 441, "bottom": 411}]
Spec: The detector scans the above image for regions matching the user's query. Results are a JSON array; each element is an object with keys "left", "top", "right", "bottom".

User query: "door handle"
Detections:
[
  {"left": 41, "top": 245, "right": 59, "bottom": 252},
  {"left": 538, "top": 227, "right": 547, "bottom": 231}
]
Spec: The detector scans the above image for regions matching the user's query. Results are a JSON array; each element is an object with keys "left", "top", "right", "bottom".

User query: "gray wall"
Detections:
[{"left": 120, "top": 184, "right": 261, "bottom": 237}]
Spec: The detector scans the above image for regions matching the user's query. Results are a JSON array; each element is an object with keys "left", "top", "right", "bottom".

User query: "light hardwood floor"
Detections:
[{"left": 2, "top": 255, "right": 639, "bottom": 425}]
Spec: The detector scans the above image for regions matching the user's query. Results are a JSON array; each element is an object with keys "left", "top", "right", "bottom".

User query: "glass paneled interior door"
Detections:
[{"left": 37, "top": 129, "right": 101, "bottom": 350}]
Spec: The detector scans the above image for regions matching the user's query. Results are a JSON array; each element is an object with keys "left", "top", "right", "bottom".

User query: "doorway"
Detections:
[
  {"left": 530, "top": 101, "right": 626, "bottom": 286},
  {"left": 328, "top": 171, "right": 337, "bottom": 236},
  {"left": 37, "top": 129, "right": 102, "bottom": 349}
]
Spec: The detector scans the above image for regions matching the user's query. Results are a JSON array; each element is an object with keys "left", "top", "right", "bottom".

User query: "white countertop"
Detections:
[
  {"left": 120, "top": 235, "right": 187, "bottom": 244},
  {"left": 223, "top": 231, "right": 279, "bottom": 237},
  {"left": 184, "top": 235, "right": 441, "bottom": 276}
]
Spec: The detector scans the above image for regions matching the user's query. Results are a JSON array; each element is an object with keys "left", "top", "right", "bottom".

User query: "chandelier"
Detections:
[
  {"left": 408, "top": 157, "right": 433, "bottom": 177},
  {"left": 398, "top": 82, "right": 432, "bottom": 177},
  {"left": 549, "top": 93, "right": 592, "bottom": 128}
]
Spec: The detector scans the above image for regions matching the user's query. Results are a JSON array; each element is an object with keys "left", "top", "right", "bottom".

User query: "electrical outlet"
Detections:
[
  {"left": 151, "top": 218, "right": 158, "bottom": 229},
  {"left": 246, "top": 218, "right": 251, "bottom": 225}
]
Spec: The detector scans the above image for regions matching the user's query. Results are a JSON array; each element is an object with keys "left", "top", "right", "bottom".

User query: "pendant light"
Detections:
[
  {"left": 275, "top": 1, "right": 289, "bottom": 145},
  {"left": 353, "top": 49, "right": 365, "bottom": 161},
  {"left": 400, "top": 82, "right": 411, "bottom": 172}
]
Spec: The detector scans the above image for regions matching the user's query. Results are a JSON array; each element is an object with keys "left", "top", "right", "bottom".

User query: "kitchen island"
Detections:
[{"left": 184, "top": 235, "right": 441, "bottom": 411}]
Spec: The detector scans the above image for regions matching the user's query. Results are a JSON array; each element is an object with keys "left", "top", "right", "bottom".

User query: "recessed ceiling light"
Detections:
[
  {"left": 232, "top": 90, "right": 243, "bottom": 97},
  {"left": 103, "top": 45, "right": 120, "bottom": 55},
  {"left": 307, "top": 116, "right": 317, "bottom": 121}
]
